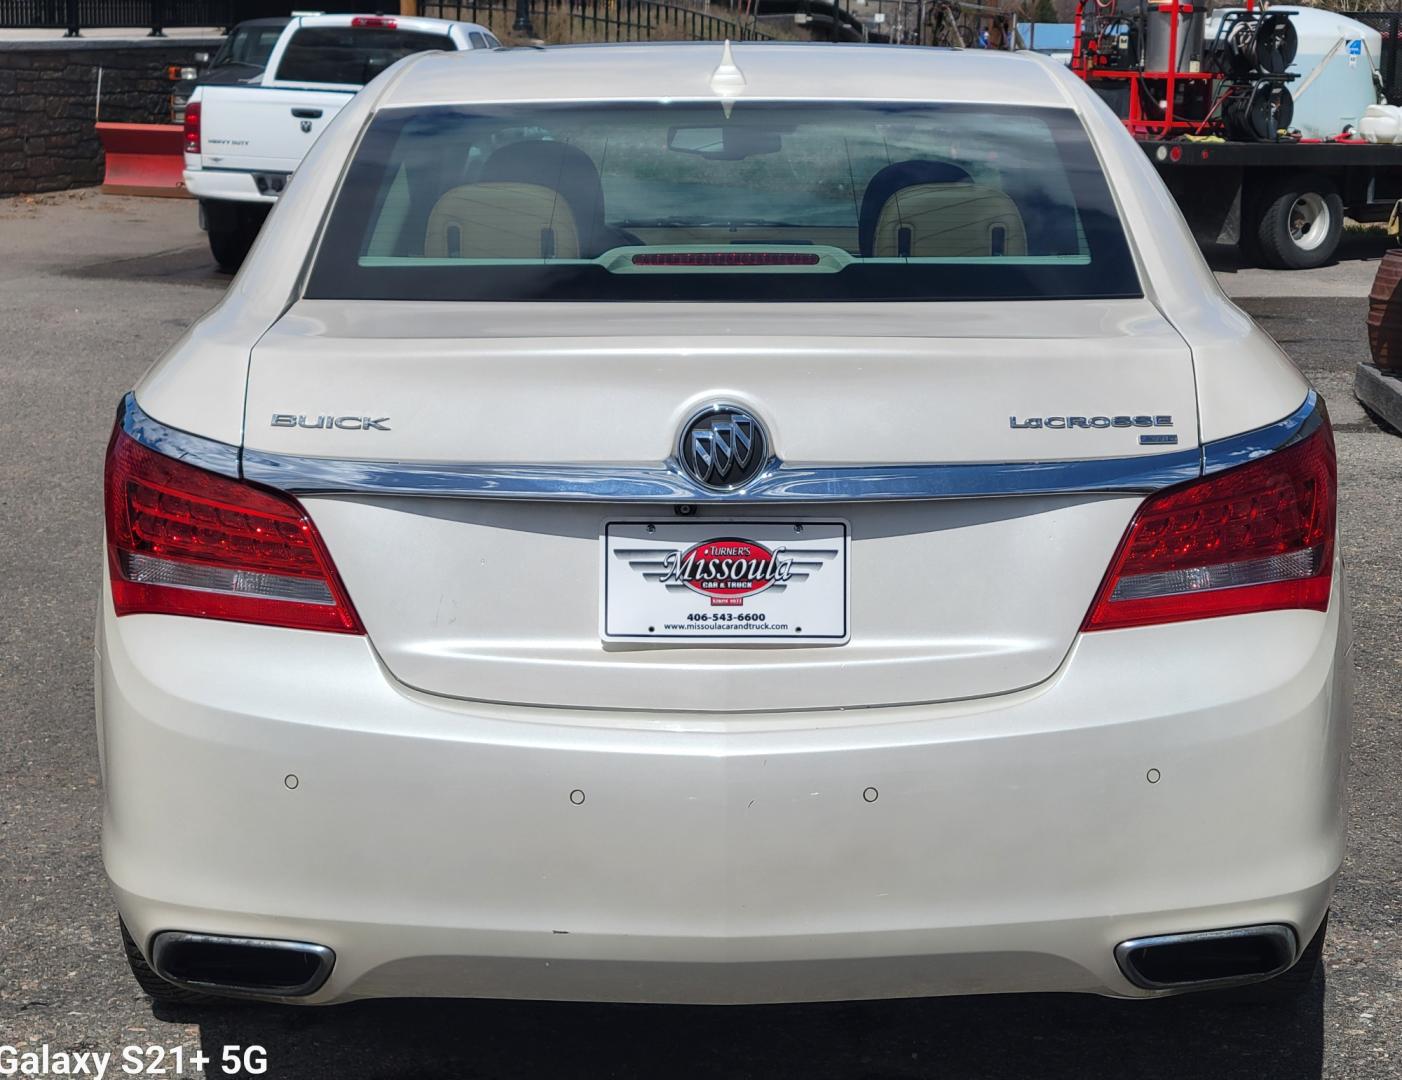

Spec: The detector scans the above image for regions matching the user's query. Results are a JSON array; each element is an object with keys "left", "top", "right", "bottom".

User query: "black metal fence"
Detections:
[
  {"left": 0, "top": 0, "right": 772, "bottom": 39},
  {"left": 0, "top": 1, "right": 302, "bottom": 36},
  {"left": 424, "top": 0, "right": 774, "bottom": 42}
]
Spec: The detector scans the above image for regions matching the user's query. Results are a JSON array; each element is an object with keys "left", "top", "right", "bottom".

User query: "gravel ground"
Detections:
[{"left": 0, "top": 189, "right": 1397, "bottom": 1079}]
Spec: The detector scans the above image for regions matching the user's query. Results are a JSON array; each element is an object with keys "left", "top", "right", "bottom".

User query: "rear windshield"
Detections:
[
  {"left": 275, "top": 27, "right": 454, "bottom": 86},
  {"left": 306, "top": 102, "right": 1141, "bottom": 302},
  {"left": 212, "top": 22, "right": 285, "bottom": 69}
]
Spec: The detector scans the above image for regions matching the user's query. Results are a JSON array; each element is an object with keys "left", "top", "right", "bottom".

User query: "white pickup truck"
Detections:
[{"left": 183, "top": 13, "right": 498, "bottom": 270}]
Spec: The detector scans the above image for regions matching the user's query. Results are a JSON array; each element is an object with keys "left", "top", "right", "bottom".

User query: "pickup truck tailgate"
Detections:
[{"left": 199, "top": 87, "right": 351, "bottom": 173}]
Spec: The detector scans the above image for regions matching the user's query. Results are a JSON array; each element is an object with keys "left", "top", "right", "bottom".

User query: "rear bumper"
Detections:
[
  {"left": 183, "top": 168, "right": 278, "bottom": 205},
  {"left": 97, "top": 575, "right": 1352, "bottom": 1005}
]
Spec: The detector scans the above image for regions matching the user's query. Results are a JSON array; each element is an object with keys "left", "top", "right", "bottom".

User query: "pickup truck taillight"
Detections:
[
  {"left": 351, "top": 16, "right": 397, "bottom": 28},
  {"left": 104, "top": 425, "right": 362, "bottom": 634},
  {"left": 183, "top": 100, "right": 201, "bottom": 155},
  {"left": 1083, "top": 417, "right": 1336, "bottom": 631}
]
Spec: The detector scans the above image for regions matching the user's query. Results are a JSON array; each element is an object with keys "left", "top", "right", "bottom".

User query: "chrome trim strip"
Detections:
[
  {"left": 120, "top": 389, "right": 1322, "bottom": 504},
  {"left": 240, "top": 447, "right": 1204, "bottom": 502},
  {"left": 149, "top": 931, "right": 335, "bottom": 1000},
  {"left": 119, "top": 392, "right": 240, "bottom": 479},
  {"left": 1114, "top": 925, "right": 1298, "bottom": 992},
  {"left": 1201, "top": 389, "right": 1322, "bottom": 475}
]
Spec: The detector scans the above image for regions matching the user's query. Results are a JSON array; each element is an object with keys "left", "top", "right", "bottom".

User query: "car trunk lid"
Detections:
[{"left": 243, "top": 299, "right": 1198, "bottom": 713}]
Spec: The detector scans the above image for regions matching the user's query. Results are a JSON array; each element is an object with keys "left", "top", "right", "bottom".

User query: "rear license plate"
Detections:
[{"left": 602, "top": 521, "right": 848, "bottom": 642}]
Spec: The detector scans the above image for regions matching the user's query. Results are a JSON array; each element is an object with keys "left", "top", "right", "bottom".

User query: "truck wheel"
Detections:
[
  {"left": 1252, "top": 175, "right": 1343, "bottom": 270},
  {"left": 208, "top": 224, "right": 255, "bottom": 273},
  {"left": 202, "top": 200, "right": 265, "bottom": 273}
]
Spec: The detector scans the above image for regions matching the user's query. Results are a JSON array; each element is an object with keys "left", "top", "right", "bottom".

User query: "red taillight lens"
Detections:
[
  {"left": 104, "top": 427, "right": 362, "bottom": 634},
  {"left": 1083, "top": 420, "right": 1336, "bottom": 631},
  {"left": 351, "top": 16, "right": 397, "bottom": 28},
  {"left": 183, "top": 100, "right": 201, "bottom": 155}
]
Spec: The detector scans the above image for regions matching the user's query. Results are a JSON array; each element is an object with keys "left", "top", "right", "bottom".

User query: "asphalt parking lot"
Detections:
[{"left": 1, "top": 189, "right": 1398, "bottom": 1079}]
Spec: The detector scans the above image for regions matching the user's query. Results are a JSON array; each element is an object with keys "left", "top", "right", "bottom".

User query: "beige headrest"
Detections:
[
  {"left": 425, "top": 182, "right": 580, "bottom": 259},
  {"left": 872, "top": 183, "right": 1027, "bottom": 258}
]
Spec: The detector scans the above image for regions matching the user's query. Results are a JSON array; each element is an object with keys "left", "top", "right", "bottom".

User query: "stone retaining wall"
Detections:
[{"left": 0, "top": 37, "right": 220, "bottom": 196}]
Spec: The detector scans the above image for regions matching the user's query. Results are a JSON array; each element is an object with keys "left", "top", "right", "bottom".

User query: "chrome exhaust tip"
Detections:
[
  {"left": 1115, "top": 924, "right": 1298, "bottom": 991},
  {"left": 150, "top": 932, "right": 335, "bottom": 999}
]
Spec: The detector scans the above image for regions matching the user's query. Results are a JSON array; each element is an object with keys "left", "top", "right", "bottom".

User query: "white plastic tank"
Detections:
[
  {"left": 1359, "top": 103, "right": 1402, "bottom": 144},
  {"left": 1207, "top": 8, "right": 1381, "bottom": 139}
]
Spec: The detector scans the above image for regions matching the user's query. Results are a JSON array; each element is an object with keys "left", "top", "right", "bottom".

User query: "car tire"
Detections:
[
  {"left": 120, "top": 919, "right": 214, "bottom": 1006},
  {"left": 1252, "top": 174, "right": 1343, "bottom": 270},
  {"left": 1212, "top": 912, "right": 1327, "bottom": 1005}
]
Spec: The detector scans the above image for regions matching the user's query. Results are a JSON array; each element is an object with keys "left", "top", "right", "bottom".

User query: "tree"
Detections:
[{"left": 1020, "top": 0, "right": 1059, "bottom": 26}]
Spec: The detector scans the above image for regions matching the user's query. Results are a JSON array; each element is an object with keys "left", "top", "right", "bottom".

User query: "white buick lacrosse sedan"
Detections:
[{"left": 99, "top": 42, "right": 1351, "bottom": 1007}]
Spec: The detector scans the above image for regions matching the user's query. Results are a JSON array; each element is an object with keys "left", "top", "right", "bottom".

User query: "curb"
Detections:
[{"left": 1355, "top": 363, "right": 1402, "bottom": 434}]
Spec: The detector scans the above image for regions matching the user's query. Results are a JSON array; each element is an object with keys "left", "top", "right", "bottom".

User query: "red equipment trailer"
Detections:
[{"left": 1072, "top": 2, "right": 1402, "bottom": 268}]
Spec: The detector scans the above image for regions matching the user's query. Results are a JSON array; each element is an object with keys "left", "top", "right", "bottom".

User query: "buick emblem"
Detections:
[{"left": 679, "top": 406, "right": 768, "bottom": 490}]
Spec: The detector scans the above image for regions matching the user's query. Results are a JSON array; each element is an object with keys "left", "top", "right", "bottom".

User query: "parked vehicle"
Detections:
[
  {"left": 183, "top": 13, "right": 498, "bottom": 271},
  {"left": 170, "top": 17, "right": 292, "bottom": 124},
  {"left": 1073, "top": 3, "right": 1402, "bottom": 268},
  {"left": 104, "top": 43, "right": 1350, "bottom": 1008}
]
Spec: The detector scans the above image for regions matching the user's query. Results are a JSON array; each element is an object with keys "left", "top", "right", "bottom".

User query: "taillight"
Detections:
[
  {"left": 104, "top": 426, "right": 362, "bottom": 634},
  {"left": 1083, "top": 419, "right": 1336, "bottom": 631},
  {"left": 351, "top": 16, "right": 397, "bottom": 28},
  {"left": 183, "top": 100, "right": 201, "bottom": 155}
]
